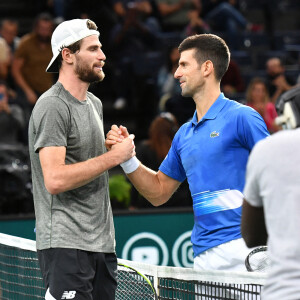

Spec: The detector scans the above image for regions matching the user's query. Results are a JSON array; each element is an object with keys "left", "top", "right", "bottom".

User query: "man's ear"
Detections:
[
  {"left": 61, "top": 48, "right": 74, "bottom": 65},
  {"left": 202, "top": 60, "right": 214, "bottom": 77}
]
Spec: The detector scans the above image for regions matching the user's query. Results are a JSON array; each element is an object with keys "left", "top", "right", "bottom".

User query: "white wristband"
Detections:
[{"left": 120, "top": 156, "right": 139, "bottom": 174}]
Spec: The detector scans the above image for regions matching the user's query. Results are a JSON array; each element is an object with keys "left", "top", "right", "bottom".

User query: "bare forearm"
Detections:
[
  {"left": 105, "top": 124, "right": 180, "bottom": 205},
  {"left": 126, "top": 165, "right": 173, "bottom": 206},
  {"left": 44, "top": 150, "right": 121, "bottom": 194}
]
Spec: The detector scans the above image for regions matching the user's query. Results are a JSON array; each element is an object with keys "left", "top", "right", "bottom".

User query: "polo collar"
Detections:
[{"left": 191, "top": 93, "right": 227, "bottom": 125}]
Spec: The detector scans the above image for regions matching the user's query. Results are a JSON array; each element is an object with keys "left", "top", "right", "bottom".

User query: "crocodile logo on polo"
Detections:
[{"left": 210, "top": 131, "right": 220, "bottom": 138}]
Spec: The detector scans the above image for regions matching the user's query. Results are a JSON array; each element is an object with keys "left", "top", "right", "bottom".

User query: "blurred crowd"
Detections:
[{"left": 0, "top": 0, "right": 299, "bottom": 214}]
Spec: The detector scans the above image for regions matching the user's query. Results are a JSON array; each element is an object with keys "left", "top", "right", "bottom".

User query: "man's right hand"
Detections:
[
  {"left": 111, "top": 134, "right": 136, "bottom": 164},
  {"left": 105, "top": 124, "right": 129, "bottom": 150}
]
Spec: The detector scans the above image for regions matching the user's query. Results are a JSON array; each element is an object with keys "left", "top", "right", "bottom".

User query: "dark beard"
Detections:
[{"left": 75, "top": 65, "right": 105, "bottom": 83}]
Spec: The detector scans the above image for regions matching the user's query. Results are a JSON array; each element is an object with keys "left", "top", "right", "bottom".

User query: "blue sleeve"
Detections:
[
  {"left": 237, "top": 106, "right": 270, "bottom": 151},
  {"left": 159, "top": 132, "right": 186, "bottom": 182}
]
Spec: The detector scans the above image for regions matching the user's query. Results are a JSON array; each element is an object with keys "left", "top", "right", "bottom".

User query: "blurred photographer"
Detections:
[{"left": 266, "top": 57, "right": 295, "bottom": 104}]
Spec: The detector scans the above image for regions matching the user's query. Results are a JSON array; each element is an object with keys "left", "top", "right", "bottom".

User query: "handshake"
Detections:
[{"left": 105, "top": 124, "right": 140, "bottom": 174}]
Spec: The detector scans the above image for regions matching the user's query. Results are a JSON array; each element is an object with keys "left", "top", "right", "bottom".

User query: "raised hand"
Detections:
[
  {"left": 105, "top": 124, "right": 130, "bottom": 150},
  {"left": 111, "top": 134, "right": 136, "bottom": 164}
]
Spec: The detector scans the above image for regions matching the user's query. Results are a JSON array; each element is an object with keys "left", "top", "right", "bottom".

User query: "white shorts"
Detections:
[{"left": 194, "top": 238, "right": 251, "bottom": 271}]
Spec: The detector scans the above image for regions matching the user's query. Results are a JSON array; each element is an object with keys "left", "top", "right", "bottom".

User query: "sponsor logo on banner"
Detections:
[{"left": 122, "top": 231, "right": 193, "bottom": 267}]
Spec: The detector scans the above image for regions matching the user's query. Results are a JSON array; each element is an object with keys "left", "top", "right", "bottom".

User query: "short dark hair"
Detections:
[
  {"left": 56, "top": 19, "right": 98, "bottom": 71},
  {"left": 178, "top": 34, "right": 230, "bottom": 81}
]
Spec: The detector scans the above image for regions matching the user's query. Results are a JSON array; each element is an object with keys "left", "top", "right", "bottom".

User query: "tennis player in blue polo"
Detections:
[{"left": 106, "top": 33, "right": 269, "bottom": 271}]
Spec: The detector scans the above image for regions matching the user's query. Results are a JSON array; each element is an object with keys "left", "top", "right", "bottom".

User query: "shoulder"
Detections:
[
  {"left": 219, "top": 99, "right": 257, "bottom": 121},
  {"left": 0, "top": 38, "right": 9, "bottom": 61},
  {"left": 17, "top": 33, "right": 34, "bottom": 47},
  {"left": 265, "top": 101, "right": 276, "bottom": 111},
  {"left": 15, "top": 33, "right": 35, "bottom": 56},
  {"left": 0, "top": 37, "right": 7, "bottom": 48},
  {"left": 87, "top": 91, "right": 102, "bottom": 105},
  {"left": 34, "top": 84, "right": 69, "bottom": 114},
  {"left": 223, "top": 99, "right": 262, "bottom": 120},
  {"left": 176, "top": 120, "right": 191, "bottom": 135},
  {"left": 224, "top": 99, "right": 253, "bottom": 112},
  {"left": 87, "top": 92, "right": 103, "bottom": 115}
]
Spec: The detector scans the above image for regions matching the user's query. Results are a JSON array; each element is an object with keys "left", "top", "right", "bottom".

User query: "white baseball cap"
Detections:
[{"left": 46, "top": 19, "right": 100, "bottom": 73}]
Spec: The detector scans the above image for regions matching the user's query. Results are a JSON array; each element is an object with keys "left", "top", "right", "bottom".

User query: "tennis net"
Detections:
[{"left": 0, "top": 233, "right": 267, "bottom": 299}]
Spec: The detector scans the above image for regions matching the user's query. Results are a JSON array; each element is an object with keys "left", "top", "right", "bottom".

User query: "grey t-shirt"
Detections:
[
  {"left": 28, "top": 81, "right": 115, "bottom": 253},
  {"left": 244, "top": 129, "right": 300, "bottom": 300}
]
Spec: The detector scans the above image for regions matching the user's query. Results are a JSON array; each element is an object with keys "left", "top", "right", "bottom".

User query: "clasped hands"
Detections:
[{"left": 106, "top": 125, "right": 137, "bottom": 166}]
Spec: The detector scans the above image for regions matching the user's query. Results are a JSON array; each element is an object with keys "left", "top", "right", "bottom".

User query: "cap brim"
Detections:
[{"left": 46, "top": 55, "right": 59, "bottom": 73}]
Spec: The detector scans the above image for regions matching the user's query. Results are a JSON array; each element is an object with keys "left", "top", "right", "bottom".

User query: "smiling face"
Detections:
[
  {"left": 174, "top": 49, "right": 203, "bottom": 98},
  {"left": 73, "top": 35, "right": 106, "bottom": 83}
]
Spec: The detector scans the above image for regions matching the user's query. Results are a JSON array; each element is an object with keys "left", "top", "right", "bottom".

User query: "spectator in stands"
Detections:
[
  {"left": 34, "top": 0, "right": 67, "bottom": 24},
  {"left": 242, "top": 87, "right": 300, "bottom": 299},
  {"left": 130, "top": 112, "right": 192, "bottom": 209},
  {"left": 221, "top": 59, "right": 245, "bottom": 99},
  {"left": 0, "top": 37, "right": 10, "bottom": 81},
  {"left": 110, "top": 0, "right": 161, "bottom": 110},
  {"left": 12, "top": 13, "right": 54, "bottom": 144},
  {"left": 157, "top": 0, "right": 204, "bottom": 33},
  {"left": 0, "top": 19, "right": 20, "bottom": 54},
  {"left": 184, "top": 4, "right": 210, "bottom": 36},
  {"left": 0, "top": 80, "right": 25, "bottom": 146},
  {"left": 265, "top": 57, "right": 295, "bottom": 104},
  {"left": 198, "top": 0, "right": 263, "bottom": 50},
  {"left": 157, "top": 0, "right": 208, "bottom": 34},
  {"left": 0, "top": 19, "right": 20, "bottom": 91},
  {"left": 246, "top": 77, "right": 280, "bottom": 134},
  {"left": 65, "top": 0, "right": 118, "bottom": 48}
]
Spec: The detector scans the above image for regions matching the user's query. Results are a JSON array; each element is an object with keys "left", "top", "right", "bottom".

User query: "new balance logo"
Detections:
[{"left": 61, "top": 291, "right": 76, "bottom": 299}]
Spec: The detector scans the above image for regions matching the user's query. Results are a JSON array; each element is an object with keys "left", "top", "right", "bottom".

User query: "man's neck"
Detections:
[
  {"left": 58, "top": 71, "right": 89, "bottom": 101},
  {"left": 194, "top": 86, "right": 221, "bottom": 122}
]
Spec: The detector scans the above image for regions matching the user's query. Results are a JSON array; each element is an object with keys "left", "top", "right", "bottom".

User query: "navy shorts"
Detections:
[{"left": 37, "top": 248, "right": 117, "bottom": 300}]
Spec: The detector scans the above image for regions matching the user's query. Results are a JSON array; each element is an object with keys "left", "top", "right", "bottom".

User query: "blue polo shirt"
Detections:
[{"left": 159, "top": 93, "right": 269, "bottom": 257}]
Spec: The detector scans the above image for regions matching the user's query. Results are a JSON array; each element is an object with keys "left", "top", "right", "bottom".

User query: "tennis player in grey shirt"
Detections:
[{"left": 28, "top": 19, "right": 136, "bottom": 300}]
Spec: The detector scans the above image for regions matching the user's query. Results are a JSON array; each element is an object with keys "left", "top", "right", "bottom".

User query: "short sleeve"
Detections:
[
  {"left": 159, "top": 132, "right": 186, "bottom": 182},
  {"left": 237, "top": 106, "right": 270, "bottom": 151},
  {"left": 31, "top": 97, "right": 69, "bottom": 152}
]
